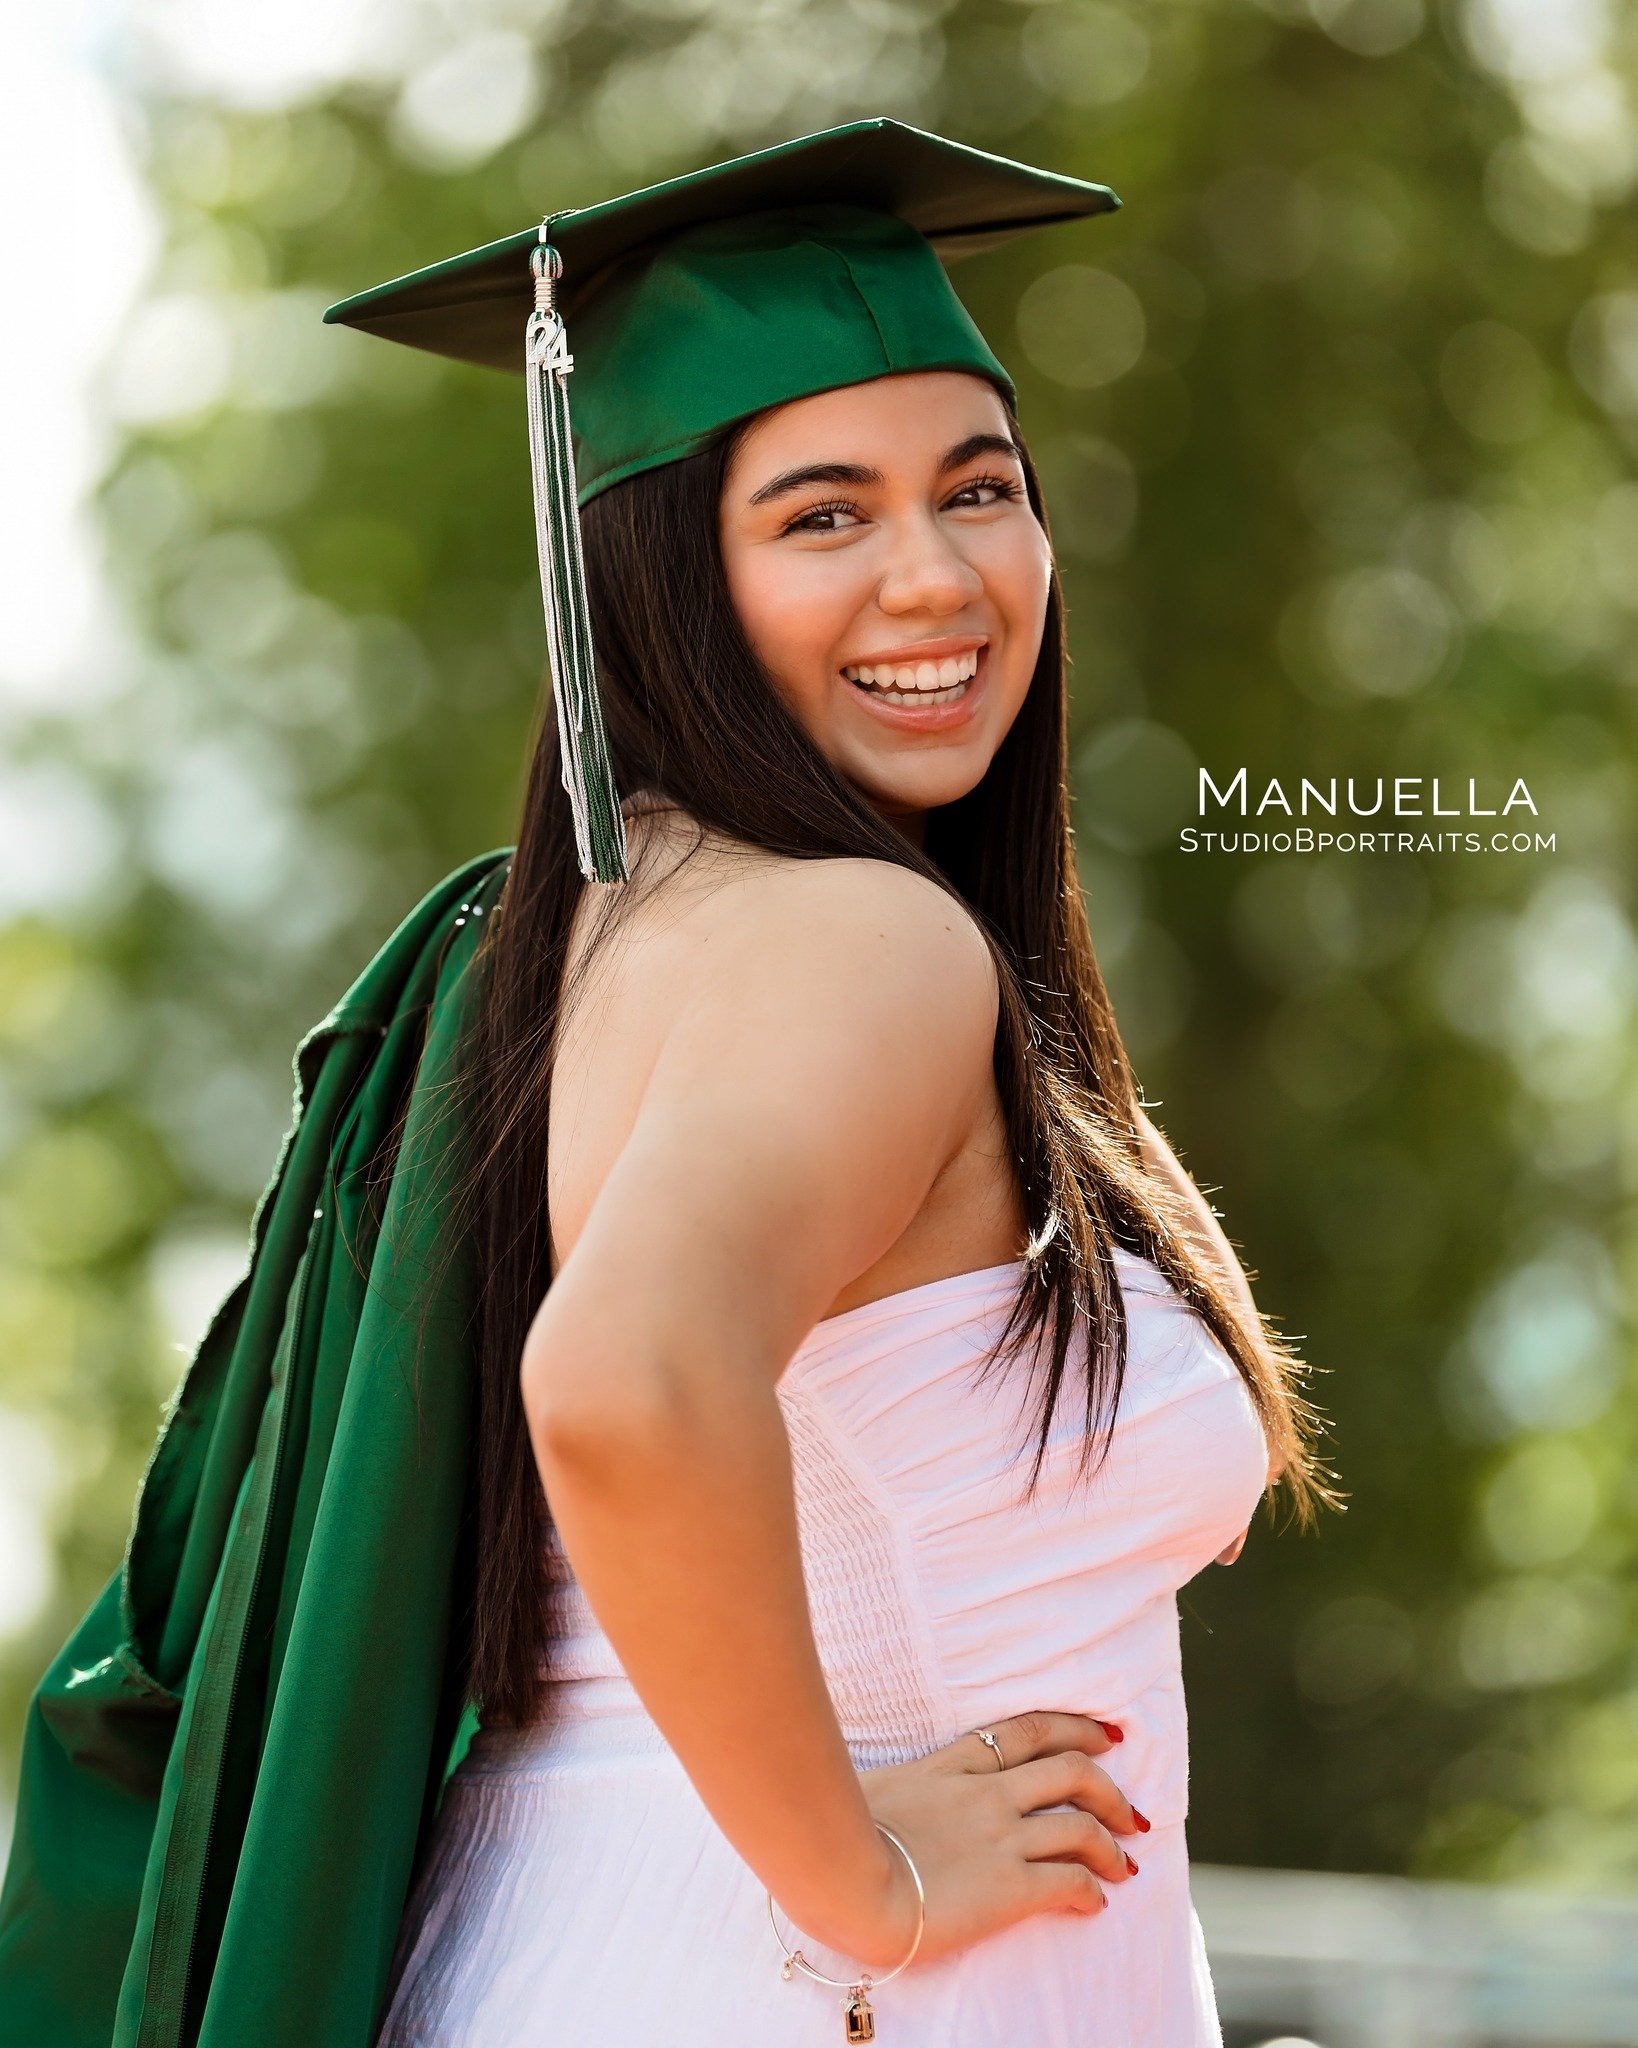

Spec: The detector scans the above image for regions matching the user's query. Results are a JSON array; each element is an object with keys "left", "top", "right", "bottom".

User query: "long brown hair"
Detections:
[{"left": 447, "top": 401, "right": 1333, "bottom": 1727}]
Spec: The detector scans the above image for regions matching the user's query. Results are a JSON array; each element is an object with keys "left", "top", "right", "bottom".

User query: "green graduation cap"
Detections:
[{"left": 325, "top": 118, "right": 1120, "bottom": 884}]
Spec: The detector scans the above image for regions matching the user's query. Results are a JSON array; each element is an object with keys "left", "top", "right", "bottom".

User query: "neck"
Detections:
[{"left": 871, "top": 797, "right": 928, "bottom": 852}]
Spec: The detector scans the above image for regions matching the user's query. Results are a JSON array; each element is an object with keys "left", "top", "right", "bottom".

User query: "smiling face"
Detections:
[{"left": 718, "top": 370, "right": 1054, "bottom": 840}]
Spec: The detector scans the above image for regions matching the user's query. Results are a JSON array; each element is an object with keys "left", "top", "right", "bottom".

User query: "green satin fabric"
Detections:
[
  {"left": 566, "top": 205, "right": 1013, "bottom": 502},
  {"left": 0, "top": 852, "right": 504, "bottom": 2048}
]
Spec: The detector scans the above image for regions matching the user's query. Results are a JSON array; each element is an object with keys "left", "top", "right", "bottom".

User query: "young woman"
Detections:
[{"left": 342, "top": 126, "right": 1327, "bottom": 2047}]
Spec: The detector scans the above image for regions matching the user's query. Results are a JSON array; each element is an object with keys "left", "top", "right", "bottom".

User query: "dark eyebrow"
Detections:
[
  {"left": 940, "top": 432, "right": 1025, "bottom": 472},
  {"left": 744, "top": 433, "right": 1023, "bottom": 509},
  {"left": 747, "top": 460, "right": 885, "bottom": 506}
]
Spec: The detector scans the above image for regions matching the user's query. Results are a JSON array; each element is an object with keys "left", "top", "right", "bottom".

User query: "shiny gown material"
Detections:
[{"left": 376, "top": 1247, "right": 1268, "bottom": 2046}]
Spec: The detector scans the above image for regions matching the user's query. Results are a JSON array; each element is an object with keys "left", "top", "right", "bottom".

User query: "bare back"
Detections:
[{"left": 546, "top": 801, "right": 1029, "bottom": 1326}]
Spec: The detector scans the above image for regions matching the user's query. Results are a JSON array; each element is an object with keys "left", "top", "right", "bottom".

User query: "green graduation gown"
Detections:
[{"left": 0, "top": 847, "right": 511, "bottom": 2048}]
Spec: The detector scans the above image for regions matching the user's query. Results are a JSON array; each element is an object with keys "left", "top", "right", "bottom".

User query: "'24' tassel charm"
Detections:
[{"left": 525, "top": 226, "right": 629, "bottom": 884}]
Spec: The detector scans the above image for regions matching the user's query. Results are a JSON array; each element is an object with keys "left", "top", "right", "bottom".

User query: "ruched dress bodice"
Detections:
[{"left": 377, "top": 1247, "right": 1268, "bottom": 2046}]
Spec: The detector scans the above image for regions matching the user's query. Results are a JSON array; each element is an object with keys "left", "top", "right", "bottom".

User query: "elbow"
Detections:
[
  {"left": 519, "top": 1291, "right": 778, "bottom": 1490},
  {"left": 519, "top": 1332, "right": 611, "bottom": 1473},
  {"left": 519, "top": 1332, "right": 688, "bottom": 1484}
]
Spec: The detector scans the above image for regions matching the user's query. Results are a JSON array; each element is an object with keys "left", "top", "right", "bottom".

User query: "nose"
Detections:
[{"left": 875, "top": 509, "right": 984, "bottom": 619}]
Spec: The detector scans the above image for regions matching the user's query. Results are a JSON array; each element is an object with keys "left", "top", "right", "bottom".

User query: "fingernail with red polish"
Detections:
[
  {"left": 1095, "top": 1720, "right": 1123, "bottom": 1744},
  {"left": 1124, "top": 1853, "right": 1140, "bottom": 1876},
  {"left": 1130, "top": 1808, "right": 1151, "bottom": 1833}
]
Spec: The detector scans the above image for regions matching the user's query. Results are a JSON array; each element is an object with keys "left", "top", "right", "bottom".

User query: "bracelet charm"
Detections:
[{"left": 843, "top": 1984, "right": 876, "bottom": 2041}]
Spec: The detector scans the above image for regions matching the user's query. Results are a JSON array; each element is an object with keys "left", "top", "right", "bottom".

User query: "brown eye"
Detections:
[
  {"left": 780, "top": 498, "right": 865, "bottom": 536},
  {"left": 945, "top": 473, "right": 1024, "bottom": 511}
]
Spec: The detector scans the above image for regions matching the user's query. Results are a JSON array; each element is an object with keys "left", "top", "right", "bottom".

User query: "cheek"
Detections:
[
  {"left": 973, "top": 522, "right": 1052, "bottom": 662},
  {"left": 724, "top": 549, "right": 860, "bottom": 693},
  {"left": 986, "top": 524, "right": 1048, "bottom": 618}
]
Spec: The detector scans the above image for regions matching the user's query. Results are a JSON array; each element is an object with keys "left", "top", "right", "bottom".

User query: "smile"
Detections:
[{"left": 840, "top": 648, "right": 979, "bottom": 706}]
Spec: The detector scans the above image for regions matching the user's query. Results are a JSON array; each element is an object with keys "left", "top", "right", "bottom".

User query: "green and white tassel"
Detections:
[{"left": 526, "top": 227, "right": 629, "bottom": 883}]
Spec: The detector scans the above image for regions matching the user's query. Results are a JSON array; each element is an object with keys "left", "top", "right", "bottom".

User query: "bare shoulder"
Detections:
[
  {"left": 611, "top": 801, "right": 999, "bottom": 1049},
  {"left": 681, "top": 848, "right": 999, "bottom": 1027}
]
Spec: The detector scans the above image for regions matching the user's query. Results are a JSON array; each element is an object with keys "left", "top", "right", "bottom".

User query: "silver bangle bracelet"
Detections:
[{"left": 767, "top": 1820, "right": 926, "bottom": 2041}]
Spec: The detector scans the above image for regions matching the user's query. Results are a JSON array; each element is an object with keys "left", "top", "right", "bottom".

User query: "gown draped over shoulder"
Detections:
[{"left": 375, "top": 1246, "right": 1268, "bottom": 2047}]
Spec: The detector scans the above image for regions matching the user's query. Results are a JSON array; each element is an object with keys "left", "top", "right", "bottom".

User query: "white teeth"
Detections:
[
  {"left": 841, "top": 650, "right": 981, "bottom": 695},
  {"left": 871, "top": 679, "right": 967, "bottom": 705}
]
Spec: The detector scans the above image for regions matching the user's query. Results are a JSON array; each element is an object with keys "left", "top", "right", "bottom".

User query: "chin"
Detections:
[{"left": 851, "top": 754, "right": 993, "bottom": 816}]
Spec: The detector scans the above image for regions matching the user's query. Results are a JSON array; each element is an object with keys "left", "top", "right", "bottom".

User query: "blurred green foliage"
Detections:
[{"left": 2, "top": 0, "right": 1635, "bottom": 1894}]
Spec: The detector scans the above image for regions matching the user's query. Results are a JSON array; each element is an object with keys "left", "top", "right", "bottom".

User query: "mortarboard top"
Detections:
[
  {"left": 323, "top": 118, "right": 1119, "bottom": 375},
  {"left": 324, "top": 119, "right": 1122, "bottom": 885}
]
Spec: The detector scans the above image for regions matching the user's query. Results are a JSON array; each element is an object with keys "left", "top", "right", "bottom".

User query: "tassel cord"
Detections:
[{"left": 526, "top": 236, "right": 629, "bottom": 883}]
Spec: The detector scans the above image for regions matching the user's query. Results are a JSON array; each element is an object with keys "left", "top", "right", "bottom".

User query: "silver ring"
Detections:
[{"left": 971, "top": 1727, "right": 1006, "bottom": 1771}]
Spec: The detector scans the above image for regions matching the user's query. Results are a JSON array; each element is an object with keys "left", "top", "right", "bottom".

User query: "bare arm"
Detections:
[{"left": 520, "top": 861, "right": 1000, "bottom": 1960}]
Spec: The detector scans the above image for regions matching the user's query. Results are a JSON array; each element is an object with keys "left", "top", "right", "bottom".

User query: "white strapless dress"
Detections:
[{"left": 376, "top": 1247, "right": 1268, "bottom": 2046}]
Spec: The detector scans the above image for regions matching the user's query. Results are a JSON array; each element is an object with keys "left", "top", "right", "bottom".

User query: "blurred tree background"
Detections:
[{"left": 2, "top": 0, "right": 1635, "bottom": 1896}]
